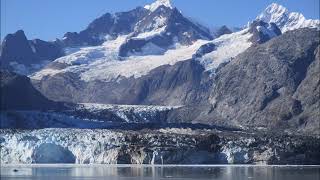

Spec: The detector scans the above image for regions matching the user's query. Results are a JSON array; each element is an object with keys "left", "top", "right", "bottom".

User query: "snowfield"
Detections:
[
  {"left": 31, "top": 36, "right": 210, "bottom": 82},
  {"left": 198, "top": 28, "right": 253, "bottom": 72},
  {"left": 31, "top": 26, "right": 255, "bottom": 82}
]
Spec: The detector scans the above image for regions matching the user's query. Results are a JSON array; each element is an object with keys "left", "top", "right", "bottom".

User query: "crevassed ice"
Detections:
[{"left": 80, "top": 103, "right": 180, "bottom": 112}]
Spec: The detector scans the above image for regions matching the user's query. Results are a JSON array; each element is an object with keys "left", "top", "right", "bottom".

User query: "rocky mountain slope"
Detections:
[
  {"left": 30, "top": 20, "right": 280, "bottom": 106},
  {"left": 0, "top": 70, "right": 64, "bottom": 111},
  {"left": 190, "top": 28, "right": 320, "bottom": 135}
]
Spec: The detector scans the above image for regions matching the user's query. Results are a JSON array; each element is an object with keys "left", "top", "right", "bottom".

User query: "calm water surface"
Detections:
[{"left": 1, "top": 165, "right": 319, "bottom": 180}]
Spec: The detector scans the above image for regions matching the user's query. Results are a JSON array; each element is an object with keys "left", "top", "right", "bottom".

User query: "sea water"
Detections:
[{"left": 1, "top": 165, "right": 319, "bottom": 180}]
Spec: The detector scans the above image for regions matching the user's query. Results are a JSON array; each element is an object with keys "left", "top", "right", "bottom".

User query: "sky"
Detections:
[{"left": 1, "top": 0, "right": 319, "bottom": 41}]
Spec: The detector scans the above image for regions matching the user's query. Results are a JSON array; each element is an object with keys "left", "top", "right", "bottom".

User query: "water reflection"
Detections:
[{"left": 1, "top": 165, "right": 319, "bottom": 180}]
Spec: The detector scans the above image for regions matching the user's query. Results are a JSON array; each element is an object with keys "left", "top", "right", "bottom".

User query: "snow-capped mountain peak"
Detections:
[
  {"left": 263, "top": 3, "right": 287, "bottom": 15},
  {"left": 257, "top": 3, "right": 320, "bottom": 32},
  {"left": 144, "top": 0, "right": 173, "bottom": 12},
  {"left": 257, "top": 3, "right": 287, "bottom": 23}
]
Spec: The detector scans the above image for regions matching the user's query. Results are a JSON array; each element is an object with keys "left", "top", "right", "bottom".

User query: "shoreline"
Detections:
[{"left": 2, "top": 164, "right": 320, "bottom": 167}]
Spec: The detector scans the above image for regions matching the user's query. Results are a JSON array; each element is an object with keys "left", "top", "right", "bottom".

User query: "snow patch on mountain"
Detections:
[
  {"left": 132, "top": 15, "right": 168, "bottom": 40},
  {"left": 144, "top": 0, "right": 173, "bottom": 12},
  {"left": 80, "top": 39, "right": 209, "bottom": 81},
  {"left": 257, "top": 3, "right": 320, "bottom": 32},
  {"left": 133, "top": 26, "right": 167, "bottom": 40},
  {"left": 197, "top": 28, "right": 253, "bottom": 72},
  {"left": 32, "top": 35, "right": 209, "bottom": 82},
  {"left": 31, "top": 35, "right": 129, "bottom": 80}
]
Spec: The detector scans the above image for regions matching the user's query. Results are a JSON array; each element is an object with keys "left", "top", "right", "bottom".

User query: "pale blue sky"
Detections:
[{"left": 1, "top": 0, "right": 319, "bottom": 41}]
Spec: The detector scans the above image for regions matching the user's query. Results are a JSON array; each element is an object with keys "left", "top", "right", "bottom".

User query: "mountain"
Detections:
[
  {"left": 119, "top": 6, "right": 213, "bottom": 57},
  {"left": 188, "top": 28, "right": 320, "bottom": 135},
  {"left": 213, "top": 25, "right": 233, "bottom": 37},
  {"left": 0, "top": 30, "right": 63, "bottom": 75},
  {"left": 1, "top": 1, "right": 320, "bottom": 166},
  {"left": 31, "top": 20, "right": 280, "bottom": 105},
  {"left": 62, "top": 0, "right": 212, "bottom": 50},
  {"left": 1, "top": 1, "right": 319, "bottom": 136},
  {"left": 0, "top": 70, "right": 64, "bottom": 110},
  {"left": 0, "top": 30, "right": 36, "bottom": 67},
  {"left": 62, "top": 7, "right": 149, "bottom": 47},
  {"left": 257, "top": 3, "right": 320, "bottom": 32}
]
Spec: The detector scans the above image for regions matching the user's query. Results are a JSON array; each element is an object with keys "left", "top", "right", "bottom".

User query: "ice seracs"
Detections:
[
  {"left": 144, "top": 0, "right": 173, "bottom": 12},
  {"left": 257, "top": 3, "right": 320, "bottom": 32}
]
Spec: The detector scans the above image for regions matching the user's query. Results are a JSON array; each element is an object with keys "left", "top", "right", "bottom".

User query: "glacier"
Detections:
[
  {"left": 1, "top": 128, "right": 319, "bottom": 164},
  {"left": 0, "top": 103, "right": 179, "bottom": 129}
]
